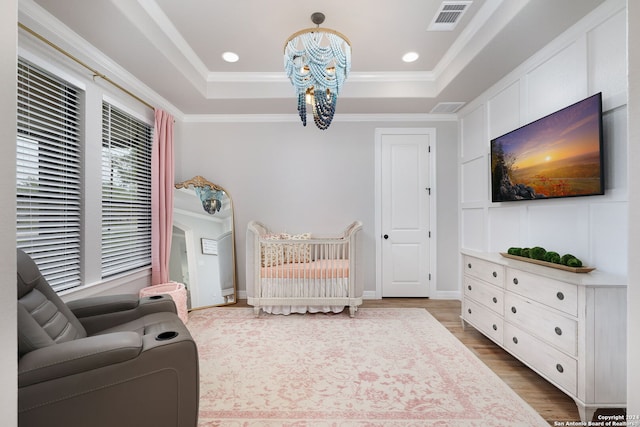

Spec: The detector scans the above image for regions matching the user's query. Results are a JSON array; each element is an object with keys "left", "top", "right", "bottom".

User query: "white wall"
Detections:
[
  {"left": 459, "top": 0, "right": 628, "bottom": 276},
  {"left": 175, "top": 119, "right": 459, "bottom": 297},
  {"left": 627, "top": 0, "right": 640, "bottom": 418},
  {"left": 0, "top": 1, "right": 17, "bottom": 425}
]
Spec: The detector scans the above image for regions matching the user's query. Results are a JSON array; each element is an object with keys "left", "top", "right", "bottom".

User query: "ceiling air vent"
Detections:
[
  {"left": 428, "top": 1, "right": 472, "bottom": 31},
  {"left": 430, "top": 102, "right": 466, "bottom": 114}
]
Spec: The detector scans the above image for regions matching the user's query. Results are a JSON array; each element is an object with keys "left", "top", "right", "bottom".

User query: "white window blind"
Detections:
[
  {"left": 101, "top": 102, "right": 152, "bottom": 277},
  {"left": 16, "top": 58, "right": 82, "bottom": 292}
]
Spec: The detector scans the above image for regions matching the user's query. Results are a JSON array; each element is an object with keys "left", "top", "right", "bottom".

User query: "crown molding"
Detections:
[
  {"left": 205, "top": 71, "right": 435, "bottom": 83},
  {"left": 135, "top": 0, "right": 209, "bottom": 79},
  {"left": 458, "top": 0, "right": 626, "bottom": 117},
  {"left": 431, "top": 0, "right": 507, "bottom": 77},
  {"left": 181, "top": 113, "right": 458, "bottom": 124},
  {"left": 18, "top": 0, "right": 182, "bottom": 117}
]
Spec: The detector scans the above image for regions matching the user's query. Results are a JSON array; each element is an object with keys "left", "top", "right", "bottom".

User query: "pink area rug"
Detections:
[{"left": 187, "top": 308, "right": 548, "bottom": 426}]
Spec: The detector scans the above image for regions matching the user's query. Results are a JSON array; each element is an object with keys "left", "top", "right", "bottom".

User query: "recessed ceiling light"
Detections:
[
  {"left": 222, "top": 52, "right": 239, "bottom": 63},
  {"left": 402, "top": 52, "right": 419, "bottom": 63}
]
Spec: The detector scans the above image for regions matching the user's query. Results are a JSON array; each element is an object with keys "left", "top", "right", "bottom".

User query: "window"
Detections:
[
  {"left": 101, "top": 102, "right": 152, "bottom": 278},
  {"left": 16, "top": 57, "right": 154, "bottom": 292},
  {"left": 16, "top": 58, "right": 82, "bottom": 292}
]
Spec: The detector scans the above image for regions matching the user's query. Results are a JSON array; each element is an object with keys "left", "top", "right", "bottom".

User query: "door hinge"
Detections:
[
  {"left": 428, "top": 231, "right": 431, "bottom": 238},
  {"left": 428, "top": 273, "right": 432, "bottom": 280},
  {"left": 428, "top": 146, "right": 431, "bottom": 153}
]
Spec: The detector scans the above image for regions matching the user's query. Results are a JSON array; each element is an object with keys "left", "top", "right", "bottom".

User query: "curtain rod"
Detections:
[{"left": 18, "top": 22, "right": 155, "bottom": 111}]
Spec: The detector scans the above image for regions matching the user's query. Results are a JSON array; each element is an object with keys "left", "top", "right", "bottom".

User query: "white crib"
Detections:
[{"left": 246, "top": 220, "right": 363, "bottom": 317}]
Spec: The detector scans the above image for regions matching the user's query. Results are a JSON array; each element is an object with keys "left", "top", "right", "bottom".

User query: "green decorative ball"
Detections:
[
  {"left": 530, "top": 246, "right": 547, "bottom": 260},
  {"left": 507, "top": 247, "right": 522, "bottom": 256},
  {"left": 544, "top": 251, "right": 561, "bottom": 264},
  {"left": 560, "top": 254, "right": 576, "bottom": 266},
  {"left": 567, "top": 257, "right": 583, "bottom": 267}
]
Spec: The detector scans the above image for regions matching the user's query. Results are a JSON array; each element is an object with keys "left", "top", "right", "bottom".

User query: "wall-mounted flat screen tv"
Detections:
[{"left": 491, "top": 92, "right": 604, "bottom": 202}]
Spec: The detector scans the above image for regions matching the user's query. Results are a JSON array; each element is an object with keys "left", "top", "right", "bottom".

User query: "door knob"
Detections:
[{"left": 383, "top": 234, "right": 389, "bottom": 239}]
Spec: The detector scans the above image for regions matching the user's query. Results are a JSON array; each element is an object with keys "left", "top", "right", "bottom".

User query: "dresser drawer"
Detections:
[
  {"left": 464, "top": 275, "right": 504, "bottom": 315},
  {"left": 464, "top": 256, "right": 504, "bottom": 287},
  {"left": 504, "top": 293, "right": 577, "bottom": 356},
  {"left": 463, "top": 298, "right": 503, "bottom": 345},
  {"left": 506, "top": 269, "right": 578, "bottom": 316},
  {"left": 504, "top": 323, "right": 577, "bottom": 395}
]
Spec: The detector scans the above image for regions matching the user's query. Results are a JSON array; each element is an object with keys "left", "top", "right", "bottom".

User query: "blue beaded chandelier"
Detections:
[{"left": 284, "top": 13, "right": 351, "bottom": 130}]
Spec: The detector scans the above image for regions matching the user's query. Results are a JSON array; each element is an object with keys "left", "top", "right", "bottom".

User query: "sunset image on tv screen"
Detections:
[{"left": 491, "top": 93, "right": 603, "bottom": 202}]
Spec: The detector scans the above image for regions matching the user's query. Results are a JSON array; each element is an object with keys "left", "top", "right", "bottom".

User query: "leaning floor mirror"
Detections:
[{"left": 170, "top": 176, "right": 237, "bottom": 309}]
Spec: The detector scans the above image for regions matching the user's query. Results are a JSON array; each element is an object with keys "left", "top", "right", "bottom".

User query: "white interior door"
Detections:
[{"left": 379, "top": 129, "right": 432, "bottom": 297}]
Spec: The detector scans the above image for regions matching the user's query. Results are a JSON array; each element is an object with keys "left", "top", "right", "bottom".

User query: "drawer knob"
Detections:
[
  {"left": 511, "top": 306, "right": 517, "bottom": 314},
  {"left": 492, "top": 297, "right": 498, "bottom": 304},
  {"left": 555, "top": 327, "right": 562, "bottom": 336},
  {"left": 468, "top": 263, "right": 472, "bottom": 269},
  {"left": 557, "top": 292, "right": 565, "bottom": 301},
  {"left": 556, "top": 364, "right": 564, "bottom": 373},
  {"left": 468, "top": 285, "right": 472, "bottom": 291},
  {"left": 513, "top": 278, "right": 519, "bottom": 285},
  {"left": 492, "top": 324, "right": 498, "bottom": 331},
  {"left": 492, "top": 271, "right": 497, "bottom": 278},
  {"left": 468, "top": 308, "right": 472, "bottom": 314},
  {"left": 512, "top": 337, "right": 518, "bottom": 344}
]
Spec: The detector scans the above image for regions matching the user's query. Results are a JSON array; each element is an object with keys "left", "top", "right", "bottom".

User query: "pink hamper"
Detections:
[{"left": 139, "top": 282, "right": 188, "bottom": 323}]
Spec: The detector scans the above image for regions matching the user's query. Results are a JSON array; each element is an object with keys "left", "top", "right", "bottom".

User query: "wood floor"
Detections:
[{"left": 233, "top": 298, "right": 594, "bottom": 425}]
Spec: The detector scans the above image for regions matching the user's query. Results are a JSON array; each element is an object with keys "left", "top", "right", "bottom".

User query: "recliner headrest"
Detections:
[{"left": 17, "top": 249, "right": 45, "bottom": 299}]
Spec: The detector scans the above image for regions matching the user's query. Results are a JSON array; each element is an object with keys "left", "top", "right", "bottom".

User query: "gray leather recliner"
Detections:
[{"left": 17, "top": 249, "right": 199, "bottom": 427}]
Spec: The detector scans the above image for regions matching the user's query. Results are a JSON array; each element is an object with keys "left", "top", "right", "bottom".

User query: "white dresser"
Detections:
[{"left": 461, "top": 250, "right": 627, "bottom": 422}]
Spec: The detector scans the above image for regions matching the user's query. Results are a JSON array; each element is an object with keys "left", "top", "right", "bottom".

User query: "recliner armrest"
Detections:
[
  {"left": 67, "top": 294, "right": 140, "bottom": 318},
  {"left": 18, "top": 332, "right": 142, "bottom": 387},
  {"left": 68, "top": 294, "right": 177, "bottom": 335}
]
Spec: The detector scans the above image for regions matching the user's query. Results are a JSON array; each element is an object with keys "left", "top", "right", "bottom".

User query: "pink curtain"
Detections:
[{"left": 151, "top": 109, "right": 175, "bottom": 284}]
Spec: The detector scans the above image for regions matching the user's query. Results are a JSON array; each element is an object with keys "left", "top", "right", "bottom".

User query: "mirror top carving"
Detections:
[
  {"left": 175, "top": 175, "right": 223, "bottom": 192},
  {"left": 175, "top": 176, "right": 231, "bottom": 217}
]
